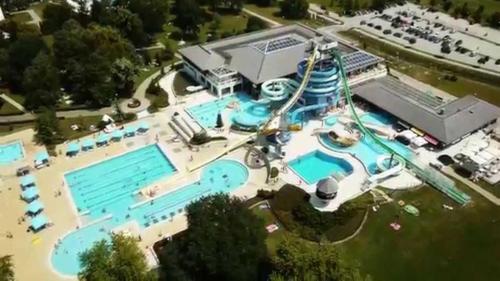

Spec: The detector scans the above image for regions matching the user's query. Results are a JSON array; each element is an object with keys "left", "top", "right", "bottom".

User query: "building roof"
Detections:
[
  {"left": 316, "top": 178, "right": 339, "bottom": 194},
  {"left": 180, "top": 24, "right": 341, "bottom": 84},
  {"left": 353, "top": 76, "right": 500, "bottom": 144}
]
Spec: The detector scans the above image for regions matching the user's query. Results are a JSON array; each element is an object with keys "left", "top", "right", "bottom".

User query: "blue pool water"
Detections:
[
  {"left": 288, "top": 150, "right": 353, "bottom": 184},
  {"left": 186, "top": 92, "right": 303, "bottom": 129},
  {"left": 0, "top": 141, "right": 23, "bottom": 164},
  {"left": 64, "top": 144, "right": 177, "bottom": 220},
  {"left": 321, "top": 113, "right": 411, "bottom": 174},
  {"left": 186, "top": 93, "right": 272, "bottom": 129},
  {"left": 52, "top": 158, "right": 248, "bottom": 276}
]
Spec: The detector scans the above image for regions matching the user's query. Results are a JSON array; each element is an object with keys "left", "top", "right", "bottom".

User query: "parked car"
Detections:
[
  {"left": 367, "top": 22, "right": 374, "bottom": 27},
  {"left": 360, "top": 20, "right": 367, "bottom": 25},
  {"left": 394, "top": 32, "right": 403, "bottom": 38},
  {"left": 375, "top": 25, "right": 382, "bottom": 30},
  {"left": 383, "top": 29, "right": 392, "bottom": 35}
]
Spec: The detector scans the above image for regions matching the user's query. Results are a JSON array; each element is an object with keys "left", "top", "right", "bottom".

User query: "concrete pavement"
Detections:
[{"left": 242, "top": 8, "right": 282, "bottom": 27}]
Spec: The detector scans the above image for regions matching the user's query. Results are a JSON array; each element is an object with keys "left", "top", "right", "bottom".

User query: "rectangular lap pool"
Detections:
[
  {"left": 288, "top": 150, "right": 353, "bottom": 184},
  {"left": 64, "top": 144, "right": 177, "bottom": 220},
  {"left": 0, "top": 140, "right": 24, "bottom": 165}
]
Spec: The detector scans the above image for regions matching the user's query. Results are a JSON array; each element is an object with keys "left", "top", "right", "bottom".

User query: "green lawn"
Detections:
[
  {"left": 477, "top": 180, "right": 500, "bottom": 198},
  {"left": 244, "top": 4, "right": 330, "bottom": 27},
  {"left": 416, "top": 0, "right": 500, "bottom": 23},
  {"left": 9, "top": 12, "right": 32, "bottom": 24},
  {"left": 251, "top": 202, "right": 288, "bottom": 255},
  {"left": 338, "top": 185, "right": 500, "bottom": 281},
  {"left": 58, "top": 116, "right": 103, "bottom": 141},
  {"left": 340, "top": 30, "right": 500, "bottom": 106},
  {"left": 0, "top": 123, "right": 33, "bottom": 136},
  {"left": 0, "top": 101, "right": 23, "bottom": 115}
]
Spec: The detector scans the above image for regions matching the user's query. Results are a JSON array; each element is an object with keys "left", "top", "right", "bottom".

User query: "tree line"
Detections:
[{"left": 0, "top": 0, "right": 170, "bottom": 111}]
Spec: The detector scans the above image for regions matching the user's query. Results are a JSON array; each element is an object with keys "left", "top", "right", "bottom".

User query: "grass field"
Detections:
[
  {"left": 9, "top": 12, "right": 32, "bottom": 24},
  {"left": 339, "top": 185, "right": 500, "bottom": 281},
  {"left": 417, "top": 0, "right": 500, "bottom": 22},
  {"left": 340, "top": 30, "right": 500, "bottom": 105},
  {"left": 244, "top": 4, "right": 330, "bottom": 27}
]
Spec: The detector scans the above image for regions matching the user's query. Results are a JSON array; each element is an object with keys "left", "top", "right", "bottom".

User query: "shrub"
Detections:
[
  {"left": 257, "top": 189, "right": 276, "bottom": 199},
  {"left": 270, "top": 167, "right": 279, "bottom": 178}
]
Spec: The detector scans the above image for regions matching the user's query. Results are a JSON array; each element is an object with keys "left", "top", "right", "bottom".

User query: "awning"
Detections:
[
  {"left": 26, "top": 200, "right": 44, "bottom": 214},
  {"left": 125, "top": 126, "right": 136, "bottom": 136},
  {"left": 35, "top": 151, "right": 49, "bottom": 163},
  {"left": 20, "top": 174, "right": 35, "bottom": 187},
  {"left": 22, "top": 186, "right": 39, "bottom": 201},
  {"left": 112, "top": 130, "right": 124, "bottom": 140},
  {"left": 66, "top": 143, "right": 80, "bottom": 154},
  {"left": 424, "top": 135, "right": 439, "bottom": 146},
  {"left": 82, "top": 139, "right": 94, "bottom": 148},
  {"left": 31, "top": 214, "right": 48, "bottom": 231},
  {"left": 96, "top": 134, "right": 110, "bottom": 144},
  {"left": 138, "top": 122, "right": 150, "bottom": 132}
]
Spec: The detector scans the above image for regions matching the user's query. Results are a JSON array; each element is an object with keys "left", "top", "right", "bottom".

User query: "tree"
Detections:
[
  {"left": 174, "top": 0, "right": 203, "bottom": 37},
  {"left": 442, "top": 0, "right": 452, "bottom": 12},
  {"left": 488, "top": 11, "right": 500, "bottom": 28},
  {"left": 245, "top": 16, "right": 268, "bottom": 32},
  {"left": 128, "top": 0, "right": 169, "bottom": 33},
  {"left": 111, "top": 58, "right": 138, "bottom": 98},
  {"left": 215, "top": 112, "right": 224, "bottom": 128},
  {"left": 101, "top": 7, "right": 149, "bottom": 46},
  {"left": 460, "top": 2, "right": 470, "bottom": 19},
  {"left": 53, "top": 20, "right": 136, "bottom": 106},
  {"left": 280, "top": 0, "right": 309, "bottom": 20},
  {"left": 343, "top": 0, "right": 354, "bottom": 16},
  {"left": 353, "top": 0, "right": 360, "bottom": 12},
  {"left": 160, "top": 194, "right": 267, "bottom": 281},
  {"left": 429, "top": 0, "right": 437, "bottom": 8},
  {"left": 22, "top": 51, "right": 61, "bottom": 110},
  {"left": 41, "top": 2, "right": 75, "bottom": 34},
  {"left": 79, "top": 234, "right": 155, "bottom": 281},
  {"left": 35, "top": 107, "right": 60, "bottom": 145},
  {"left": 6, "top": 34, "right": 47, "bottom": 89},
  {"left": 472, "top": 5, "right": 484, "bottom": 23},
  {"left": 271, "top": 237, "right": 369, "bottom": 281},
  {"left": 252, "top": 0, "right": 273, "bottom": 7},
  {"left": 371, "top": 0, "right": 386, "bottom": 12},
  {"left": 0, "top": 255, "right": 14, "bottom": 281}
]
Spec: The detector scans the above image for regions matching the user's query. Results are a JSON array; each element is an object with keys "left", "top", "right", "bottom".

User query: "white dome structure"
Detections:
[{"left": 315, "top": 177, "right": 339, "bottom": 200}]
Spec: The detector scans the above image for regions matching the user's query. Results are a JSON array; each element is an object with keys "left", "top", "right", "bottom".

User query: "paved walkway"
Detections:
[
  {"left": 0, "top": 94, "right": 27, "bottom": 113},
  {"left": 442, "top": 166, "right": 500, "bottom": 206},
  {"left": 242, "top": 8, "right": 282, "bottom": 27}
]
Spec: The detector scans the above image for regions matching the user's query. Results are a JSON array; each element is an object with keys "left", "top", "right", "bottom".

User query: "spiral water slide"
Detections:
[
  {"left": 333, "top": 51, "right": 471, "bottom": 205},
  {"left": 260, "top": 46, "right": 320, "bottom": 134}
]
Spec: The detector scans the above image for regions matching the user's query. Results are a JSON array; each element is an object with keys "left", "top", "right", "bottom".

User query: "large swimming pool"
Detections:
[
  {"left": 52, "top": 158, "right": 249, "bottom": 276},
  {"left": 0, "top": 140, "right": 24, "bottom": 165},
  {"left": 321, "top": 113, "right": 411, "bottom": 174},
  {"left": 64, "top": 144, "right": 177, "bottom": 220},
  {"left": 288, "top": 150, "right": 353, "bottom": 184}
]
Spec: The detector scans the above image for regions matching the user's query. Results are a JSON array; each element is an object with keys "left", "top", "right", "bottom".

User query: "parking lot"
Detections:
[{"left": 320, "top": 2, "right": 500, "bottom": 74}]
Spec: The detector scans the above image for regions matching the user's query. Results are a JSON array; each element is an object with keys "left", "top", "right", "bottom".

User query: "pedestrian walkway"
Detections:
[
  {"left": 242, "top": 8, "right": 282, "bottom": 27},
  {"left": 442, "top": 167, "right": 500, "bottom": 206}
]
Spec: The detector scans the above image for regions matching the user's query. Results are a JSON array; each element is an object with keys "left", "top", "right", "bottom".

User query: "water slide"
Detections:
[
  {"left": 260, "top": 46, "right": 320, "bottom": 134},
  {"left": 337, "top": 116, "right": 396, "bottom": 139},
  {"left": 333, "top": 51, "right": 471, "bottom": 205},
  {"left": 367, "top": 155, "right": 404, "bottom": 184},
  {"left": 289, "top": 103, "right": 328, "bottom": 123}
]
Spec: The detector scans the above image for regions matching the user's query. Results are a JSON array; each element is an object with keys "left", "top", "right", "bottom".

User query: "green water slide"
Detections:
[{"left": 333, "top": 51, "right": 471, "bottom": 205}]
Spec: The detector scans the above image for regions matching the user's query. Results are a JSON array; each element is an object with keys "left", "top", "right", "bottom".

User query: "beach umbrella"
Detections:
[
  {"left": 112, "top": 130, "right": 124, "bottom": 140},
  {"left": 96, "top": 134, "right": 110, "bottom": 145},
  {"left": 20, "top": 174, "right": 35, "bottom": 188},
  {"left": 138, "top": 122, "right": 150, "bottom": 132},
  {"left": 82, "top": 139, "right": 94, "bottom": 150},
  {"left": 31, "top": 214, "right": 48, "bottom": 231},
  {"left": 34, "top": 151, "right": 49, "bottom": 165},
  {"left": 124, "top": 126, "right": 136, "bottom": 137},
  {"left": 26, "top": 200, "right": 44, "bottom": 215},
  {"left": 66, "top": 143, "right": 80, "bottom": 156},
  {"left": 22, "top": 186, "right": 39, "bottom": 202}
]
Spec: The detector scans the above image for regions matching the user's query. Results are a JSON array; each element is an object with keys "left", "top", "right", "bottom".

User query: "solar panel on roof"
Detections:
[
  {"left": 251, "top": 36, "right": 303, "bottom": 54},
  {"left": 341, "top": 51, "right": 381, "bottom": 73}
]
